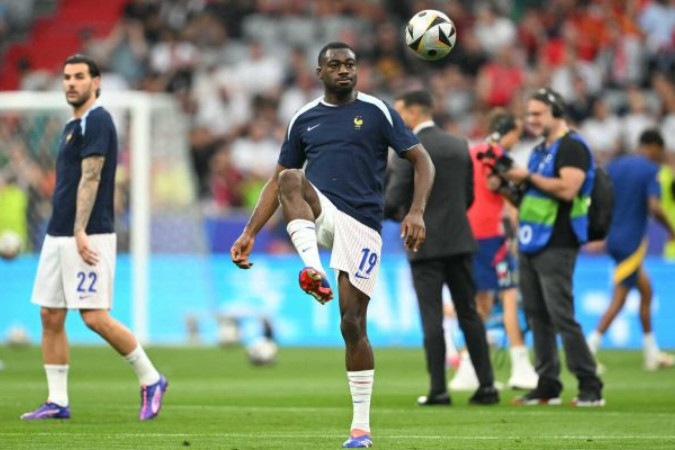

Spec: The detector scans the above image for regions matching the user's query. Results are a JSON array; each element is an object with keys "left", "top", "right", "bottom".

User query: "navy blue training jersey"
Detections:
[
  {"left": 47, "top": 105, "right": 118, "bottom": 236},
  {"left": 278, "top": 92, "right": 419, "bottom": 232},
  {"left": 606, "top": 154, "right": 661, "bottom": 255}
]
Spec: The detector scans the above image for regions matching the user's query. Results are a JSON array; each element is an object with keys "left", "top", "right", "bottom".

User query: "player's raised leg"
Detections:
[
  {"left": 338, "top": 273, "right": 374, "bottom": 448},
  {"left": 80, "top": 309, "right": 167, "bottom": 420},
  {"left": 278, "top": 169, "right": 333, "bottom": 303}
]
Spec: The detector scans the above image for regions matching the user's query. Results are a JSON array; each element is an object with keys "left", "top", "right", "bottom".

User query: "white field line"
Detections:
[{"left": 0, "top": 432, "right": 674, "bottom": 441}]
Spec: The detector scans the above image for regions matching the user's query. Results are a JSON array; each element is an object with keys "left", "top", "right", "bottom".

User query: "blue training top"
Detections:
[
  {"left": 606, "top": 154, "right": 661, "bottom": 255},
  {"left": 278, "top": 92, "right": 418, "bottom": 232},
  {"left": 47, "top": 104, "right": 118, "bottom": 236}
]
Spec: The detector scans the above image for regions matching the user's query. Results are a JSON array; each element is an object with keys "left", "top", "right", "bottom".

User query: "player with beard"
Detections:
[
  {"left": 501, "top": 88, "right": 605, "bottom": 407},
  {"left": 21, "top": 54, "right": 167, "bottom": 421},
  {"left": 230, "top": 42, "right": 435, "bottom": 448}
]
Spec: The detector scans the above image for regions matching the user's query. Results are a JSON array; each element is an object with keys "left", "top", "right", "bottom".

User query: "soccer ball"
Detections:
[
  {"left": 246, "top": 337, "right": 278, "bottom": 366},
  {"left": 405, "top": 9, "right": 457, "bottom": 61},
  {"left": 0, "top": 230, "right": 22, "bottom": 260}
]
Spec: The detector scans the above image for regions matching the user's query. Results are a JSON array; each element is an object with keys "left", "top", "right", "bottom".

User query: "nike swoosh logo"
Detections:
[
  {"left": 307, "top": 124, "right": 321, "bottom": 132},
  {"left": 354, "top": 273, "right": 370, "bottom": 280}
]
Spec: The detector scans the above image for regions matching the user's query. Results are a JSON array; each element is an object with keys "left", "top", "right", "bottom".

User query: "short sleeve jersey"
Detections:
[
  {"left": 606, "top": 154, "right": 661, "bottom": 253},
  {"left": 279, "top": 92, "right": 419, "bottom": 232},
  {"left": 47, "top": 105, "right": 118, "bottom": 236}
]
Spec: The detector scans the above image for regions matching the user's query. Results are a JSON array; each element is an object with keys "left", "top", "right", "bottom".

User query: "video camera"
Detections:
[
  {"left": 476, "top": 144, "right": 525, "bottom": 205},
  {"left": 476, "top": 145, "right": 515, "bottom": 177}
]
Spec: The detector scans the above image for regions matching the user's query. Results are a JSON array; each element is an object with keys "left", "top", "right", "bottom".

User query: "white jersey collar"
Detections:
[{"left": 413, "top": 120, "right": 435, "bottom": 134}]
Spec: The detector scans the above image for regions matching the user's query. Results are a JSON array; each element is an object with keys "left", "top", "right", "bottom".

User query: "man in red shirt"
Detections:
[{"left": 450, "top": 109, "right": 538, "bottom": 392}]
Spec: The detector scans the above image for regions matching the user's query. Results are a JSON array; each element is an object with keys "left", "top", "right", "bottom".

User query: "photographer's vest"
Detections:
[{"left": 518, "top": 132, "right": 595, "bottom": 253}]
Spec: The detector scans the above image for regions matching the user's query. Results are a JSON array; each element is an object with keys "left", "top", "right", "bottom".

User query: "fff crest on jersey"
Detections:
[{"left": 353, "top": 116, "right": 363, "bottom": 130}]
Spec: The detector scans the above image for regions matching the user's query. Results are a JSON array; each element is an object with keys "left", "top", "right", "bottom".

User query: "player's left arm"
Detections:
[
  {"left": 74, "top": 155, "right": 105, "bottom": 265},
  {"left": 647, "top": 174, "right": 675, "bottom": 240},
  {"left": 401, "top": 144, "right": 435, "bottom": 252}
]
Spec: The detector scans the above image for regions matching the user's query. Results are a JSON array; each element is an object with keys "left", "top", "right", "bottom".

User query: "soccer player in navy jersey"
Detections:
[
  {"left": 21, "top": 55, "right": 167, "bottom": 421},
  {"left": 230, "top": 42, "right": 435, "bottom": 448}
]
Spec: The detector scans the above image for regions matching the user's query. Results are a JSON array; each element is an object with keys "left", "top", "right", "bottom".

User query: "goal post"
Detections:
[{"left": 0, "top": 91, "right": 195, "bottom": 344}]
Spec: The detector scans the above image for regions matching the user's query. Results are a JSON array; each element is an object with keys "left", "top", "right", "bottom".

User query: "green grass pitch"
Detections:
[{"left": 0, "top": 345, "right": 673, "bottom": 449}]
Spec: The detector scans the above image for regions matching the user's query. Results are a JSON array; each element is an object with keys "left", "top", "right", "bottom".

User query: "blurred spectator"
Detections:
[
  {"left": 233, "top": 41, "right": 284, "bottom": 97},
  {"left": 451, "top": 29, "right": 489, "bottom": 78},
  {"left": 473, "top": 3, "right": 517, "bottom": 56},
  {"left": 620, "top": 86, "right": 658, "bottom": 154},
  {"left": 475, "top": 45, "right": 525, "bottom": 108},
  {"left": 580, "top": 96, "right": 622, "bottom": 164},
  {"left": 278, "top": 70, "right": 322, "bottom": 125},
  {"left": 92, "top": 18, "right": 149, "bottom": 86},
  {"left": 208, "top": 143, "right": 244, "bottom": 211},
  {"left": 188, "top": 126, "right": 219, "bottom": 198},
  {"left": 149, "top": 28, "right": 199, "bottom": 92},
  {"left": 192, "top": 61, "right": 251, "bottom": 139},
  {"left": 565, "top": 1, "right": 610, "bottom": 62},
  {"left": 159, "top": 0, "right": 206, "bottom": 32},
  {"left": 230, "top": 119, "right": 279, "bottom": 180},
  {"left": 16, "top": 57, "right": 53, "bottom": 91},
  {"left": 598, "top": 21, "right": 645, "bottom": 89},
  {"left": 565, "top": 75, "right": 594, "bottom": 125},
  {"left": 0, "top": 168, "right": 29, "bottom": 252},
  {"left": 550, "top": 45, "right": 603, "bottom": 100},
  {"left": 517, "top": 7, "right": 546, "bottom": 66},
  {"left": 638, "top": 0, "right": 675, "bottom": 76}
]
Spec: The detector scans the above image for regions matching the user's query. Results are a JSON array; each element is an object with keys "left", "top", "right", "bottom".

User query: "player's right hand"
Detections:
[
  {"left": 230, "top": 233, "right": 255, "bottom": 269},
  {"left": 75, "top": 229, "right": 99, "bottom": 266}
]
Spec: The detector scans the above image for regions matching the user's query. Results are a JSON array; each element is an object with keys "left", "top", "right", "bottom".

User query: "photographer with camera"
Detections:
[
  {"left": 500, "top": 88, "right": 605, "bottom": 407},
  {"left": 449, "top": 109, "right": 539, "bottom": 392}
]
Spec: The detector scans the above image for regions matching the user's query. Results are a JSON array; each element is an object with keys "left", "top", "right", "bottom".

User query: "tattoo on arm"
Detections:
[{"left": 74, "top": 156, "right": 105, "bottom": 233}]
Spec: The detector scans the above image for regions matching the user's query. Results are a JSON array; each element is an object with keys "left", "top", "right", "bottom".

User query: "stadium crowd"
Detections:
[{"left": 0, "top": 0, "right": 674, "bottom": 251}]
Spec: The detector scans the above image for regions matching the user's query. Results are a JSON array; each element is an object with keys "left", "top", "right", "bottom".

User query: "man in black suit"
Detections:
[{"left": 385, "top": 90, "right": 498, "bottom": 406}]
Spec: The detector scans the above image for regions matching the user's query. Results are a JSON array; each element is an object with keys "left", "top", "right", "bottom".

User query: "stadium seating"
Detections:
[{"left": 0, "top": 0, "right": 126, "bottom": 90}]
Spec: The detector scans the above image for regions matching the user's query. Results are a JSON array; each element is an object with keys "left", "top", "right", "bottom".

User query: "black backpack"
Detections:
[{"left": 587, "top": 166, "right": 614, "bottom": 241}]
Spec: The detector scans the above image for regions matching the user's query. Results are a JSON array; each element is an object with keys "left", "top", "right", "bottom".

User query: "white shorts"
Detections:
[
  {"left": 313, "top": 187, "right": 382, "bottom": 297},
  {"left": 31, "top": 233, "right": 116, "bottom": 310}
]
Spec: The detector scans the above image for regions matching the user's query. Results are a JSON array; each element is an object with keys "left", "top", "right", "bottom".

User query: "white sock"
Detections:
[
  {"left": 45, "top": 364, "right": 69, "bottom": 407},
  {"left": 287, "top": 219, "right": 324, "bottom": 272},
  {"left": 348, "top": 369, "right": 374, "bottom": 434},
  {"left": 124, "top": 345, "right": 160, "bottom": 386},
  {"left": 643, "top": 332, "right": 660, "bottom": 355},
  {"left": 587, "top": 330, "right": 602, "bottom": 354},
  {"left": 509, "top": 345, "right": 528, "bottom": 365}
]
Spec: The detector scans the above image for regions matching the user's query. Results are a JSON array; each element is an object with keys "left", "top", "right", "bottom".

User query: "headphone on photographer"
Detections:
[{"left": 533, "top": 87, "right": 565, "bottom": 118}]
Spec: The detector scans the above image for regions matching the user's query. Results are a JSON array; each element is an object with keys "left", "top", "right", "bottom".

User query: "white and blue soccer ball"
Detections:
[
  {"left": 246, "top": 337, "right": 278, "bottom": 366},
  {"left": 0, "top": 230, "right": 22, "bottom": 261},
  {"left": 405, "top": 9, "right": 457, "bottom": 61}
]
